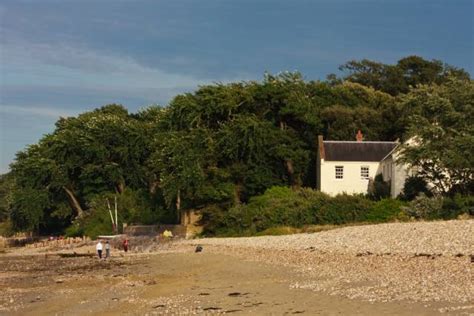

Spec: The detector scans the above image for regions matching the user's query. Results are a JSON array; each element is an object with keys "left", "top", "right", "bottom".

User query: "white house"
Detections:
[
  {"left": 378, "top": 146, "right": 414, "bottom": 197},
  {"left": 316, "top": 131, "right": 409, "bottom": 197}
]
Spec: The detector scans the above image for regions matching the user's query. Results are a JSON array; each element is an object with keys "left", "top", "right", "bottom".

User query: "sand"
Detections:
[{"left": 0, "top": 219, "right": 473, "bottom": 315}]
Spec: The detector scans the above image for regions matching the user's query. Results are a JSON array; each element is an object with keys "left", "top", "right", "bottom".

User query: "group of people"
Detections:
[{"left": 96, "top": 239, "right": 129, "bottom": 259}]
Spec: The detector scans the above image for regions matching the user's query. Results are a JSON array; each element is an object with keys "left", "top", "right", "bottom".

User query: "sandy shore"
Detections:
[
  {"left": 178, "top": 220, "right": 474, "bottom": 305},
  {"left": 0, "top": 220, "right": 473, "bottom": 315}
]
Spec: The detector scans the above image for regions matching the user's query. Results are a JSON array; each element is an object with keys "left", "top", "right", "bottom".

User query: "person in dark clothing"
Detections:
[{"left": 122, "top": 239, "right": 129, "bottom": 252}]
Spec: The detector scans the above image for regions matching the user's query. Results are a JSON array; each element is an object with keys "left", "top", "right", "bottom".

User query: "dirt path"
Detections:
[{"left": 0, "top": 251, "right": 453, "bottom": 315}]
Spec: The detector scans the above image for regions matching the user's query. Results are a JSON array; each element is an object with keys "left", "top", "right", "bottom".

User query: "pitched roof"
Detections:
[{"left": 322, "top": 141, "right": 398, "bottom": 162}]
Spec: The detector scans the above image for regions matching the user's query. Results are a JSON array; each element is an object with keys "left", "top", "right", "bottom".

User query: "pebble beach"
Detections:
[
  {"left": 1, "top": 219, "right": 473, "bottom": 315},
  {"left": 180, "top": 220, "right": 474, "bottom": 306}
]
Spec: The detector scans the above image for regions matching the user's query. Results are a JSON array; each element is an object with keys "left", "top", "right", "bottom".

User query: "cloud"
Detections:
[
  {"left": 0, "top": 104, "right": 79, "bottom": 119},
  {"left": 1, "top": 37, "right": 256, "bottom": 106},
  {"left": 3, "top": 38, "right": 206, "bottom": 87}
]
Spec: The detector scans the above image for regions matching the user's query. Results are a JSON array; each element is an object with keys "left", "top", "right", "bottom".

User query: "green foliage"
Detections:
[
  {"left": 338, "top": 56, "right": 470, "bottom": 95},
  {"left": 0, "top": 220, "right": 14, "bottom": 237},
  {"left": 365, "top": 199, "right": 405, "bottom": 222},
  {"left": 403, "top": 194, "right": 444, "bottom": 220},
  {"left": 3, "top": 57, "right": 471, "bottom": 236},
  {"left": 9, "top": 187, "right": 50, "bottom": 232},
  {"left": 400, "top": 176, "right": 431, "bottom": 201},
  {"left": 205, "top": 187, "right": 421, "bottom": 236},
  {"left": 368, "top": 174, "right": 391, "bottom": 200},
  {"left": 397, "top": 79, "right": 474, "bottom": 195},
  {"left": 202, "top": 187, "right": 329, "bottom": 235},
  {"left": 0, "top": 173, "right": 14, "bottom": 222},
  {"left": 75, "top": 208, "right": 114, "bottom": 239},
  {"left": 400, "top": 194, "right": 473, "bottom": 221},
  {"left": 440, "top": 195, "right": 474, "bottom": 219},
  {"left": 316, "top": 194, "right": 374, "bottom": 225},
  {"left": 65, "top": 188, "right": 170, "bottom": 238}
]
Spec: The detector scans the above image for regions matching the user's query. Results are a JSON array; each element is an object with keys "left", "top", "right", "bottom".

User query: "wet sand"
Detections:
[{"left": 0, "top": 250, "right": 458, "bottom": 315}]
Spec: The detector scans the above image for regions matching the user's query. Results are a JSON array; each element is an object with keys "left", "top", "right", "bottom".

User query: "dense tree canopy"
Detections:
[
  {"left": 1, "top": 56, "right": 472, "bottom": 235},
  {"left": 398, "top": 78, "right": 474, "bottom": 195},
  {"left": 336, "top": 56, "right": 470, "bottom": 95}
]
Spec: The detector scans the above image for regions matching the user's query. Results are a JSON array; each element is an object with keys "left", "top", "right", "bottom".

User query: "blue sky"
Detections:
[{"left": 1, "top": 0, "right": 473, "bottom": 174}]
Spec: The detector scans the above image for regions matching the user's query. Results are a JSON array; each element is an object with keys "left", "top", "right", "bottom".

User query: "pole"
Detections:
[
  {"left": 114, "top": 195, "right": 118, "bottom": 234},
  {"left": 107, "top": 198, "right": 115, "bottom": 231}
]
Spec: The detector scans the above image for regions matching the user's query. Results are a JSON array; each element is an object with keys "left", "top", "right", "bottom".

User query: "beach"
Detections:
[{"left": 1, "top": 220, "right": 473, "bottom": 315}]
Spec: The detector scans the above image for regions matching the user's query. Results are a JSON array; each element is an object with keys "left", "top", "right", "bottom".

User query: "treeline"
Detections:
[{"left": 0, "top": 56, "right": 472, "bottom": 236}]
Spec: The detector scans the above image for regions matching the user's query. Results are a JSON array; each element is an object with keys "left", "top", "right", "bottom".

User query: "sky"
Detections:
[{"left": 0, "top": 0, "right": 473, "bottom": 174}]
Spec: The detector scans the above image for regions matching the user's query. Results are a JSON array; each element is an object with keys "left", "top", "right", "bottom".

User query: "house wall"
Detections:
[
  {"left": 320, "top": 160, "right": 380, "bottom": 196},
  {"left": 380, "top": 153, "right": 412, "bottom": 198}
]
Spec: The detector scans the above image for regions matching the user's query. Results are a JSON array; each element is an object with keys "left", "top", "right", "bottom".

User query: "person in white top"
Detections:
[{"left": 96, "top": 240, "right": 103, "bottom": 259}]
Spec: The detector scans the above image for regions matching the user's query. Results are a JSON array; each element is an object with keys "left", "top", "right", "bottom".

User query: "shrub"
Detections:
[
  {"left": 365, "top": 199, "right": 405, "bottom": 222},
  {"left": 403, "top": 194, "right": 443, "bottom": 219},
  {"left": 68, "top": 208, "right": 114, "bottom": 239},
  {"left": 368, "top": 174, "right": 391, "bottom": 200},
  {"left": 205, "top": 186, "right": 331, "bottom": 235},
  {"left": 0, "top": 220, "right": 14, "bottom": 237},
  {"left": 401, "top": 176, "right": 432, "bottom": 201},
  {"left": 204, "top": 186, "right": 441, "bottom": 237},
  {"left": 64, "top": 188, "right": 170, "bottom": 238},
  {"left": 441, "top": 195, "right": 474, "bottom": 219},
  {"left": 316, "top": 194, "right": 374, "bottom": 224},
  {"left": 200, "top": 204, "right": 229, "bottom": 236}
]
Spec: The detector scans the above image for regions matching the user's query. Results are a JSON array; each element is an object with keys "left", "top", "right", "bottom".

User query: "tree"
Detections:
[
  {"left": 338, "top": 56, "right": 470, "bottom": 95},
  {"left": 397, "top": 78, "right": 474, "bottom": 195},
  {"left": 4, "top": 58, "right": 470, "bottom": 235},
  {"left": 0, "top": 173, "right": 14, "bottom": 222},
  {"left": 8, "top": 104, "right": 155, "bottom": 233}
]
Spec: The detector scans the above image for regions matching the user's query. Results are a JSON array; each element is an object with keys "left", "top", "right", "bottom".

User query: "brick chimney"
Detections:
[{"left": 356, "top": 130, "right": 363, "bottom": 142}]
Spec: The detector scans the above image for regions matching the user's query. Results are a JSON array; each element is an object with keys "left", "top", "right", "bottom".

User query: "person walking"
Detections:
[
  {"left": 105, "top": 241, "right": 111, "bottom": 259},
  {"left": 122, "top": 239, "right": 129, "bottom": 252},
  {"left": 96, "top": 240, "right": 103, "bottom": 259}
]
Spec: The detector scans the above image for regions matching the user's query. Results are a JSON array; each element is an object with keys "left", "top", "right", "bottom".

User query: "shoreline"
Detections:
[{"left": 1, "top": 219, "right": 473, "bottom": 315}]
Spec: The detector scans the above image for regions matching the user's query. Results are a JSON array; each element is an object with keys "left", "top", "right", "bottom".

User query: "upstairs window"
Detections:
[
  {"left": 335, "top": 166, "right": 344, "bottom": 179},
  {"left": 361, "top": 166, "right": 369, "bottom": 179}
]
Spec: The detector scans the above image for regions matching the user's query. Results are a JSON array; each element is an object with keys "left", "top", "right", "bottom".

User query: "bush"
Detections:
[
  {"left": 65, "top": 208, "right": 114, "bottom": 239},
  {"left": 441, "top": 195, "right": 474, "bottom": 219},
  {"left": 64, "top": 188, "right": 170, "bottom": 238},
  {"left": 205, "top": 204, "right": 257, "bottom": 237},
  {"left": 401, "top": 176, "right": 432, "bottom": 201},
  {"left": 403, "top": 194, "right": 443, "bottom": 220},
  {"left": 207, "top": 187, "right": 387, "bottom": 235},
  {"left": 0, "top": 220, "right": 14, "bottom": 237},
  {"left": 64, "top": 223, "right": 84, "bottom": 237},
  {"left": 368, "top": 174, "right": 391, "bottom": 200},
  {"left": 365, "top": 199, "right": 405, "bottom": 222},
  {"left": 204, "top": 187, "right": 331, "bottom": 235},
  {"left": 204, "top": 186, "right": 443, "bottom": 237},
  {"left": 316, "top": 194, "right": 374, "bottom": 224}
]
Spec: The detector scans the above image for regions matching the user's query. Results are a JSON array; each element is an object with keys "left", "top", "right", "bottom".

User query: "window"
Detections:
[
  {"left": 335, "top": 166, "right": 344, "bottom": 179},
  {"left": 361, "top": 166, "right": 369, "bottom": 179}
]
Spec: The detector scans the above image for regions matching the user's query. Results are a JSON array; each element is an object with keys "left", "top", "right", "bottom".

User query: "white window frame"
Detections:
[
  {"left": 335, "top": 166, "right": 344, "bottom": 179},
  {"left": 361, "top": 166, "right": 370, "bottom": 180}
]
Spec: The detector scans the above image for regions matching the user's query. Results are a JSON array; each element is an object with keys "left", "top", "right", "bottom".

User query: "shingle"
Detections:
[{"left": 323, "top": 141, "right": 397, "bottom": 162}]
